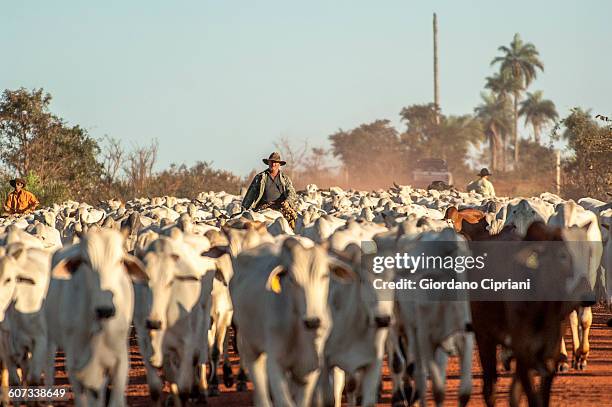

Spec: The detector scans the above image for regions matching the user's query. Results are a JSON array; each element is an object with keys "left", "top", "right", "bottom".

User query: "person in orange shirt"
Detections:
[{"left": 3, "top": 177, "right": 39, "bottom": 215}]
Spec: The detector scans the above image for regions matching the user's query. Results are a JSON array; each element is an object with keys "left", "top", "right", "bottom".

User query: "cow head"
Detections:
[
  {"left": 504, "top": 199, "right": 549, "bottom": 237},
  {"left": 335, "top": 243, "right": 394, "bottom": 329},
  {"left": 7, "top": 244, "right": 51, "bottom": 314},
  {"left": 266, "top": 238, "right": 356, "bottom": 333},
  {"left": 548, "top": 202, "right": 603, "bottom": 293},
  {"left": 51, "top": 229, "right": 147, "bottom": 322}
]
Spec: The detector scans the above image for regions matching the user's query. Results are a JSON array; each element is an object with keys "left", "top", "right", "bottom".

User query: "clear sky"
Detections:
[{"left": 1, "top": 1, "right": 610, "bottom": 175}]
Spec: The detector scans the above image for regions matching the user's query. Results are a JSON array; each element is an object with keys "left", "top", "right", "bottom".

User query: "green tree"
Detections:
[
  {"left": 519, "top": 90, "right": 558, "bottom": 144},
  {"left": 400, "top": 103, "right": 481, "bottom": 174},
  {"left": 0, "top": 88, "right": 56, "bottom": 176},
  {"left": 152, "top": 161, "right": 243, "bottom": 198},
  {"left": 475, "top": 92, "right": 513, "bottom": 171},
  {"left": 484, "top": 71, "right": 521, "bottom": 103},
  {"left": 491, "top": 33, "right": 544, "bottom": 164},
  {"left": 553, "top": 108, "right": 612, "bottom": 199},
  {"left": 484, "top": 71, "right": 520, "bottom": 167},
  {"left": 0, "top": 88, "right": 103, "bottom": 201}
]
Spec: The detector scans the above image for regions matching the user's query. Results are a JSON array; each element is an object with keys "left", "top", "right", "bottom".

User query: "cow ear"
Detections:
[
  {"left": 214, "top": 269, "right": 227, "bottom": 286},
  {"left": 265, "top": 265, "right": 286, "bottom": 294},
  {"left": 7, "top": 243, "right": 27, "bottom": 263},
  {"left": 120, "top": 225, "right": 130, "bottom": 240},
  {"left": 51, "top": 258, "right": 82, "bottom": 279},
  {"left": 515, "top": 248, "right": 540, "bottom": 270},
  {"left": 201, "top": 245, "right": 229, "bottom": 258},
  {"left": 444, "top": 206, "right": 458, "bottom": 220},
  {"left": 123, "top": 254, "right": 148, "bottom": 283},
  {"left": 328, "top": 257, "right": 357, "bottom": 283}
]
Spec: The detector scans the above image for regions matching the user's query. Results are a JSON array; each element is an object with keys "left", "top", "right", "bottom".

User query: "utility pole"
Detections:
[{"left": 433, "top": 13, "right": 440, "bottom": 124}]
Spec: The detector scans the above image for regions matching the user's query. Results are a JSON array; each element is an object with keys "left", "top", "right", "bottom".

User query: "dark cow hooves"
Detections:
[
  {"left": 223, "top": 363, "right": 234, "bottom": 388},
  {"left": 557, "top": 354, "right": 569, "bottom": 372},
  {"left": 391, "top": 390, "right": 409, "bottom": 407},
  {"left": 208, "top": 386, "right": 220, "bottom": 397},
  {"left": 345, "top": 377, "right": 357, "bottom": 393},
  {"left": 189, "top": 384, "right": 209, "bottom": 404},
  {"left": 502, "top": 357, "right": 512, "bottom": 372},
  {"left": 408, "top": 387, "right": 420, "bottom": 405},
  {"left": 459, "top": 393, "right": 471, "bottom": 407},
  {"left": 150, "top": 389, "right": 161, "bottom": 403},
  {"left": 223, "top": 375, "right": 235, "bottom": 389}
]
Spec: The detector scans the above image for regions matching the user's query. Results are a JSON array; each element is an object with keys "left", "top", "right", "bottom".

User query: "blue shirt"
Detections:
[{"left": 263, "top": 170, "right": 285, "bottom": 204}]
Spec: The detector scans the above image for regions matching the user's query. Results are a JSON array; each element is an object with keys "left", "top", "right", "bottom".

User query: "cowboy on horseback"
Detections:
[{"left": 242, "top": 152, "right": 298, "bottom": 229}]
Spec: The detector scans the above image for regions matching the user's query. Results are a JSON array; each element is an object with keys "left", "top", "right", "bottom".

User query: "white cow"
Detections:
[
  {"left": 395, "top": 228, "right": 474, "bottom": 407},
  {"left": 549, "top": 201, "right": 604, "bottom": 370},
  {"left": 45, "top": 228, "right": 147, "bottom": 407},
  {"left": 207, "top": 258, "right": 234, "bottom": 395},
  {"left": 328, "top": 220, "right": 388, "bottom": 253},
  {"left": 230, "top": 238, "right": 355, "bottom": 407},
  {"left": 503, "top": 198, "right": 553, "bottom": 236},
  {"left": 203, "top": 226, "right": 276, "bottom": 394},
  {"left": 27, "top": 222, "right": 63, "bottom": 250},
  {"left": 578, "top": 197, "right": 612, "bottom": 216},
  {"left": 601, "top": 209, "right": 612, "bottom": 310},
  {"left": 2, "top": 243, "right": 51, "bottom": 387},
  {"left": 0, "top": 251, "right": 19, "bottom": 406},
  {"left": 317, "top": 243, "right": 394, "bottom": 407},
  {"left": 141, "top": 234, "right": 216, "bottom": 406}
]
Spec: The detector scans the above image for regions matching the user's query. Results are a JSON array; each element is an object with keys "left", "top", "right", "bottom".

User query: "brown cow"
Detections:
[
  {"left": 444, "top": 206, "right": 486, "bottom": 234},
  {"left": 469, "top": 222, "right": 584, "bottom": 407}
]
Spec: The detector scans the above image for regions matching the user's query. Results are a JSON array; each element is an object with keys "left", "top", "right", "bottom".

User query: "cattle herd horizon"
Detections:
[{"left": 0, "top": 183, "right": 610, "bottom": 407}]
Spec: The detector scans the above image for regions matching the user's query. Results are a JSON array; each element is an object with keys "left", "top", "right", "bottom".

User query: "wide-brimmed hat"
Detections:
[
  {"left": 9, "top": 177, "right": 26, "bottom": 188},
  {"left": 478, "top": 168, "right": 491, "bottom": 177},
  {"left": 262, "top": 152, "right": 286, "bottom": 166}
]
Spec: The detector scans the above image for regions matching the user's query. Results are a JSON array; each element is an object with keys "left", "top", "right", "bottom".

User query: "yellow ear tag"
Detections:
[
  {"left": 526, "top": 252, "right": 539, "bottom": 269},
  {"left": 270, "top": 275, "right": 282, "bottom": 294}
]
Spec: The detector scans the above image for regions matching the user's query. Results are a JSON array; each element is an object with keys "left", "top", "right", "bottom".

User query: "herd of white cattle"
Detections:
[{"left": 0, "top": 184, "right": 610, "bottom": 407}]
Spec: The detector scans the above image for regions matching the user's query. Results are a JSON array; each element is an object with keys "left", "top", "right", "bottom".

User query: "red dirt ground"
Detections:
[{"left": 50, "top": 306, "right": 612, "bottom": 406}]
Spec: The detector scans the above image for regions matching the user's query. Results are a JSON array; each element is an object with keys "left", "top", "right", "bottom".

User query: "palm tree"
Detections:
[
  {"left": 475, "top": 92, "right": 513, "bottom": 171},
  {"left": 491, "top": 33, "right": 544, "bottom": 164},
  {"left": 484, "top": 71, "right": 520, "bottom": 103},
  {"left": 484, "top": 71, "right": 521, "bottom": 170},
  {"left": 518, "top": 90, "right": 558, "bottom": 144}
]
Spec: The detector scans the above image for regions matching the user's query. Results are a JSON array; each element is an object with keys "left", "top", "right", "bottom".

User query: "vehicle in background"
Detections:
[{"left": 412, "top": 158, "right": 453, "bottom": 189}]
